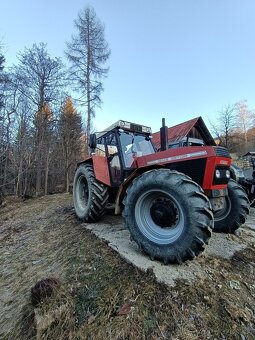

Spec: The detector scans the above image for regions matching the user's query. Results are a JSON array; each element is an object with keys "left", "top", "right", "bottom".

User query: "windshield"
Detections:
[{"left": 119, "top": 132, "right": 155, "bottom": 167}]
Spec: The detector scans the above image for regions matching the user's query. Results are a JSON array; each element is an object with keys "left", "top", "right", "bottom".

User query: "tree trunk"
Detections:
[
  {"left": 36, "top": 157, "right": 41, "bottom": 196},
  {"left": 16, "top": 157, "right": 23, "bottom": 197},
  {"left": 24, "top": 154, "right": 32, "bottom": 197},
  {"left": 44, "top": 152, "right": 50, "bottom": 195},
  {"left": 3, "top": 152, "right": 8, "bottom": 193},
  {"left": 66, "top": 170, "right": 69, "bottom": 193},
  {"left": 86, "top": 77, "right": 91, "bottom": 154},
  {"left": 36, "top": 119, "right": 43, "bottom": 197},
  {"left": 86, "top": 26, "right": 91, "bottom": 154}
]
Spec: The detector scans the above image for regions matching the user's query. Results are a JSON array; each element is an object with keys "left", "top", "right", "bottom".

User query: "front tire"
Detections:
[
  {"left": 73, "top": 163, "right": 109, "bottom": 222},
  {"left": 123, "top": 169, "right": 213, "bottom": 264},
  {"left": 214, "top": 179, "right": 250, "bottom": 233}
]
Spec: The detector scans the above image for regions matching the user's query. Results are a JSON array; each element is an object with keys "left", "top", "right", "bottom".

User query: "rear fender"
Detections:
[
  {"left": 77, "top": 156, "right": 111, "bottom": 186},
  {"left": 76, "top": 156, "right": 92, "bottom": 168}
]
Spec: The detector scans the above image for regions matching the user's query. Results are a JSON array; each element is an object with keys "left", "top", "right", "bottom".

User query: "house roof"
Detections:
[
  {"left": 242, "top": 152, "right": 255, "bottom": 157},
  {"left": 152, "top": 116, "right": 216, "bottom": 148}
]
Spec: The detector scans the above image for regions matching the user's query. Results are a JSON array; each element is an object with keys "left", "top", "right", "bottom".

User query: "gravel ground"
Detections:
[{"left": 84, "top": 208, "right": 255, "bottom": 287}]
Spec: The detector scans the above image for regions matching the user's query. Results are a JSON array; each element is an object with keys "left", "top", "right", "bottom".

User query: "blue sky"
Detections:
[{"left": 0, "top": 0, "right": 254, "bottom": 133}]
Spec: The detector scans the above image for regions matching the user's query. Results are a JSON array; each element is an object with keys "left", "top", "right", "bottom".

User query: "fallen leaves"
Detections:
[
  {"left": 118, "top": 303, "right": 133, "bottom": 316},
  {"left": 87, "top": 315, "right": 96, "bottom": 324},
  {"left": 224, "top": 303, "right": 253, "bottom": 323}
]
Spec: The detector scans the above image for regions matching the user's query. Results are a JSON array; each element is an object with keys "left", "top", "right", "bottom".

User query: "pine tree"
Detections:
[{"left": 59, "top": 97, "right": 82, "bottom": 192}]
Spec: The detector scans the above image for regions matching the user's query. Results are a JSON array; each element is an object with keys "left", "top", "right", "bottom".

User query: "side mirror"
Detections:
[{"left": 88, "top": 133, "right": 97, "bottom": 149}]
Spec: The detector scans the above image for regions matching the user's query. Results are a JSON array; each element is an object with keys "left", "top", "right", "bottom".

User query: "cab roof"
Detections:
[{"left": 96, "top": 120, "right": 152, "bottom": 139}]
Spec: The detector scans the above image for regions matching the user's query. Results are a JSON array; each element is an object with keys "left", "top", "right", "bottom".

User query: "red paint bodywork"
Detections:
[
  {"left": 134, "top": 146, "right": 231, "bottom": 191},
  {"left": 79, "top": 156, "right": 111, "bottom": 186},
  {"left": 202, "top": 156, "right": 231, "bottom": 190},
  {"left": 82, "top": 146, "right": 231, "bottom": 192},
  {"left": 92, "top": 156, "right": 111, "bottom": 186}
]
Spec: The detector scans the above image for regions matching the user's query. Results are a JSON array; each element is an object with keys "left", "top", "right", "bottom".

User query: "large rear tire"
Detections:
[
  {"left": 213, "top": 179, "right": 250, "bottom": 233},
  {"left": 73, "top": 163, "right": 109, "bottom": 222},
  {"left": 123, "top": 169, "right": 213, "bottom": 264}
]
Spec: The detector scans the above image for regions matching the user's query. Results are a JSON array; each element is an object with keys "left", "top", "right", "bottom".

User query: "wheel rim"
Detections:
[
  {"left": 76, "top": 175, "right": 89, "bottom": 210},
  {"left": 214, "top": 196, "right": 231, "bottom": 222},
  {"left": 135, "top": 189, "right": 185, "bottom": 244}
]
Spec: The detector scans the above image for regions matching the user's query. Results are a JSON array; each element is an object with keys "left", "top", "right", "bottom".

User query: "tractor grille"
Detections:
[
  {"left": 166, "top": 158, "right": 206, "bottom": 187},
  {"left": 214, "top": 147, "right": 231, "bottom": 158}
]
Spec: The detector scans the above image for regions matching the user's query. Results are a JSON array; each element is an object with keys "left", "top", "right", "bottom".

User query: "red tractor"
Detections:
[{"left": 73, "top": 119, "right": 249, "bottom": 264}]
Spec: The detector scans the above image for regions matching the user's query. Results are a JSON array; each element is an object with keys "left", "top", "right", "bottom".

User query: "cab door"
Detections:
[{"left": 105, "top": 132, "right": 122, "bottom": 186}]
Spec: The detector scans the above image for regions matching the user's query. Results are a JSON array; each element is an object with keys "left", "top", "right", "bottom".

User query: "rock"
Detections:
[
  {"left": 229, "top": 280, "right": 241, "bottom": 290},
  {"left": 87, "top": 315, "right": 96, "bottom": 324}
]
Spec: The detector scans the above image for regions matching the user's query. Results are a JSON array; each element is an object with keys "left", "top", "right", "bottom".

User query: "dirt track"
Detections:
[
  {"left": 85, "top": 208, "right": 255, "bottom": 287},
  {"left": 0, "top": 194, "right": 255, "bottom": 339}
]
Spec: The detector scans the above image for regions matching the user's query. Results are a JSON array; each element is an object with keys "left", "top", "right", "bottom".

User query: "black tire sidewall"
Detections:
[
  {"left": 124, "top": 170, "right": 211, "bottom": 261},
  {"left": 214, "top": 179, "right": 248, "bottom": 233},
  {"left": 73, "top": 165, "right": 92, "bottom": 219}
]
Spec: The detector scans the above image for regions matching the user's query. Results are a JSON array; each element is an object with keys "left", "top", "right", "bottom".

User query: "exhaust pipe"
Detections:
[{"left": 160, "top": 118, "right": 168, "bottom": 151}]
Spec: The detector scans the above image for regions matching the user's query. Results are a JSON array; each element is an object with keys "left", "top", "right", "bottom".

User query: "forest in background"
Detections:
[
  {"left": 0, "top": 43, "right": 84, "bottom": 200},
  {"left": 210, "top": 101, "right": 255, "bottom": 156},
  {"left": 0, "top": 6, "right": 254, "bottom": 201},
  {"left": 0, "top": 6, "right": 110, "bottom": 201}
]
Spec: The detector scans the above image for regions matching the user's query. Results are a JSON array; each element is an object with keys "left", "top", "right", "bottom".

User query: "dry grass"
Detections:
[{"left": 0, "top": 194, "right": 254, "bottom": 339}]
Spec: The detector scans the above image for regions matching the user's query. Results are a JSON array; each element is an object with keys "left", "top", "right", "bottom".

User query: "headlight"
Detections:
[
  {"left": 215, "top": 169, "right": 221, "bottom": 178},
  {"left": 213, "top": 167, "right": 230, "bottom": 185}
]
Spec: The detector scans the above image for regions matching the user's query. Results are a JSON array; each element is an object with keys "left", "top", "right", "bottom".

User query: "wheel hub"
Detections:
[
  {"left": 214, "top": 196, "right": 231, "bottom": 221},
  {"left": 150, "top": 200, "right": 177, "bottom": 228},
  {"left": 134, "top": 189, "right": 184, "bottom": 245}
]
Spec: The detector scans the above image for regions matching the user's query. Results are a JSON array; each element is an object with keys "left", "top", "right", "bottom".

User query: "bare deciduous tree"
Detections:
[
  {"left": 235, "top": 100, "right": 254, "bottom": 146},
  {"left": 209, "top": 104, "right": 236, "bottom": 149},
  {"left": 0, "top": 52, "right": 5, "bottom": 110},
  {"left": 209, "top": 100, "right": 255, "bottom": 155},
  {"left": 15, "top": 43, "right": 64, "bottom": 110},
  {"left": 0, "top": 43, "right": 85, "bottom": 199},
  {"left": 1, "top": 83, "right": 20, "bottom": 191},
  {"left": 0, "top": 51, "right": 6, "bottom": 203},
  {"left": 65, "top": 6, "right": 110, "bottom": 149},
  {"left": 14, "top": 43, "right": 65, "bottom": 195}
]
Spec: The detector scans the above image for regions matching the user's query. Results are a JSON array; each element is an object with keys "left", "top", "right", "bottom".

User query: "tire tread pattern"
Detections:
[
  {"left": 73, "top": 164, "right": 109, "bottom": 222},
  {"left": 123, "top": 169, "right": 213, "bottom": 264},
  {"left": 214, "top": 179, "right": 250, "bottom": 233}
]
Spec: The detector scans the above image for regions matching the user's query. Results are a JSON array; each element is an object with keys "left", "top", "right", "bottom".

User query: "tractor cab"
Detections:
[{"left": 89, "top": 120, "right": 155, "bottom": 186}]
